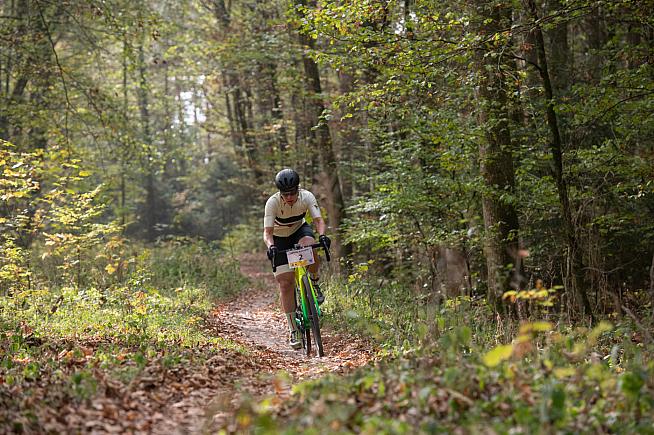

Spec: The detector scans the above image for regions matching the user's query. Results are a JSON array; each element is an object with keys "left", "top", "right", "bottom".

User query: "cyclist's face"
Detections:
[{"left": 280, "top": 189, "right": 298, "bottom": 205}]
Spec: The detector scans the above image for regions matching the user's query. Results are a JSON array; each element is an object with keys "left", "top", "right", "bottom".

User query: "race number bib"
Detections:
[{"left": 286, "top": 246, "right": 315, "bottom": 269}]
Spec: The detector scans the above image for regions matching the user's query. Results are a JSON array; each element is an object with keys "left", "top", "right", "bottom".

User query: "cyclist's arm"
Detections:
[
  {"left": 263, "top": 226, "right": 275, "bottom": 248},
  {"left": 313, "top": 216, "right": 326, "bottom": 237},
  {"left": 305, "top": 191, "right": 326, "bottom": 236},
  {"left": 263, "top": 196, "right": 277, "bottom": 248}
]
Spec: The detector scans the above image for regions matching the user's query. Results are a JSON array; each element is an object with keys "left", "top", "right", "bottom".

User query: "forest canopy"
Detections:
[{"left": 2, "top": 0, "right": 652, "bottom": 318}]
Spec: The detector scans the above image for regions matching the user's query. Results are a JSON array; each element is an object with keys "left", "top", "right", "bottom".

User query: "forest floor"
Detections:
[
  {"left": 1, "top": 254, "right": 375, "bottom": 434},
  {"left": 150, "top": 253, "right": 375, "bottom": 434},
  {"left": 4, "top": 253, "right": 654, "bottom": 433}
]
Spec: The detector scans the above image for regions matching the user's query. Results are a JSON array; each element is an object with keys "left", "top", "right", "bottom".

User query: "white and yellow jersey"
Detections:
[{"left": 263, "top": 189, "right": 322, "bottom": 237}]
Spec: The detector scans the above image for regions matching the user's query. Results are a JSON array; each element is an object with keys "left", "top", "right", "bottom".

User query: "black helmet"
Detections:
[{"left": 275, "top": 168, "right": 300, "bottom": 192}]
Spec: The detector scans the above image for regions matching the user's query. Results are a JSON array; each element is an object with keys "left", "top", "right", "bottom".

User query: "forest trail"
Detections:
[{"left": 150, "top": 253, "right": 375, "bottom": 434}]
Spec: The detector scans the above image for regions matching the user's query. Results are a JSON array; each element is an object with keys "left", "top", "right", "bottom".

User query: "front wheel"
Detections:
[
  {"left": 302, "top": 275, "right": 324, "bottom": 357},
  {"left": 295, "top": 287, "right": 309, "bottom": 352}
]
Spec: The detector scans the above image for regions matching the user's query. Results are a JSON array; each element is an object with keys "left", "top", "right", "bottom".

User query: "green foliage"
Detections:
[
  {"left": 0, "top": 143, "right": 41, "bottom": 295},
  {"left": 220, "top": 218, "right": 263, "bottom": 255},
  {"left": 302, "top": 0, "right": 654, "bottom": 318},
  {"left": 0, "top": 234, "right": 249, "bottom": 428},
  {"left": 234, "top": 315, "right": 654, "bottom": 433},
  {"left": 143, "top": 237, "right": 249, "bottom": 298}
]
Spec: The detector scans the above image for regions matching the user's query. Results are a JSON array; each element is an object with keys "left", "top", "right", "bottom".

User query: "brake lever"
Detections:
[{"left": 322, "top": 241, "right": 331, "bottom": 262}]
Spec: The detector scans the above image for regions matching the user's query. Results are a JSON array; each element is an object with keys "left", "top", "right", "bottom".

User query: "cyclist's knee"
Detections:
[
  {"left": 276, "top": 272, "right": 294, "bottom": 290},
  {"left": 299, "top": 235, "right": 315, "bottom": 246}
]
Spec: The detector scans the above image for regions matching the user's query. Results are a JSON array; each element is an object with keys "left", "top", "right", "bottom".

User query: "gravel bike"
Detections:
[{"left": 271, "top": 241, "right": 330, "bottom": 357}]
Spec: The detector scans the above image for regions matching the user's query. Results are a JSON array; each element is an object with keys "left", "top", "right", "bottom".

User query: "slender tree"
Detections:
[
  {"left": 472, "top": 0, "right": 521, "bottom": 312},
  {"left": 523, "top": 0, "right": 593, "bottom": 319}
]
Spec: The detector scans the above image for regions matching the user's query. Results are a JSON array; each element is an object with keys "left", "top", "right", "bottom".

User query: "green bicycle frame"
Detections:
[{"left": 295, "top": 264, "right": 321, "bottom": 324}]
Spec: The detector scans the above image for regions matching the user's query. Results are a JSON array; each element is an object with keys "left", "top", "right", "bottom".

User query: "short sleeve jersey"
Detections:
[{"left": 263, "top": 189, "right": 322, "bottom": 238}]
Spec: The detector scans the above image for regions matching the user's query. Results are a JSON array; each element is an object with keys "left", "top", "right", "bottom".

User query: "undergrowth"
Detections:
[
  {"left": 0, "top": 237, "right": 249, "bottom": 432},
  {"left": 228, "top": 271, "right": 654, "bottom": 434}
]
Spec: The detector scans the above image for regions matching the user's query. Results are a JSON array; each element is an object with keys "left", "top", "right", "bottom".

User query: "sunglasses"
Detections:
[{"left": 280, "top": 189, "right": 298, "bottom": 198}]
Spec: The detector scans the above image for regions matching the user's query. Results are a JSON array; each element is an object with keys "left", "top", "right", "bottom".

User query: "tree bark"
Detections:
[
  {"left": 585, "top": 5, "right": 607, "bottom": 83},
  {"left": 546, "top": 0, "right": 570, "bottom": 96},
  {"left": 474, "top": 1, "right": 521, "bottom": 314}
]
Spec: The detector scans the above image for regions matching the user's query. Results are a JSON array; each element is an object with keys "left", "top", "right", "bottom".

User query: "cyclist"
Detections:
[{"left": 263, "top": 168, "right": 331, "bottom": 350}]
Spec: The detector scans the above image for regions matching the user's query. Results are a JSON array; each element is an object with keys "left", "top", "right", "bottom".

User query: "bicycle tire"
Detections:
[
  {"left": 295, "top": 287, "right": 308, "bottom": 352},
  {"left": 300, "top": 281, "right": 312, "bottom": 356},
  {"left": 302, "top": 275, "right": 324, "bottom": 357}
]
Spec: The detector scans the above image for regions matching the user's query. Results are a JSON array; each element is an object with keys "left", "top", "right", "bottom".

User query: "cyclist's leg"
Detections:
[
  {"left": 275, "top": 269, "right": 301, "bottom": 349},
  {"left": 298, "top": 234, "right": 324, "bottom": 304},
  {"left": 297, "top": 235, "right": 319, "bottom": 275},
  {"left": 275, "top": 270, "right": 295, "bottom": 313}
]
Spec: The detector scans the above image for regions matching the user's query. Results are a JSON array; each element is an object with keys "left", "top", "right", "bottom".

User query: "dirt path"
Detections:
[{"left": 151, "top": 253, "right": 375, "bottom": 434}]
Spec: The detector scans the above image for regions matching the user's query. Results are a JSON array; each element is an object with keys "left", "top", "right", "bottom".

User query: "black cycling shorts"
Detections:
[{"left": 272, "top": 223, "right": 315, "bottom": 268}]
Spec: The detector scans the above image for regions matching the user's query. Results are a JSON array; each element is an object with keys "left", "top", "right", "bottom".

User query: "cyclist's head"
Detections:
[{"left": 275, "top": 168, "right": 300, "bottom": 193}]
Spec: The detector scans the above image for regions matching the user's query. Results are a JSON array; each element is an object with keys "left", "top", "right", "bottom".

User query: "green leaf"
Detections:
[
  {"left": 619, "top": 372, "right": 644, "bottom": 398},
  {"left": 550, "top": 384, "right": 566, "bottom": 422}
]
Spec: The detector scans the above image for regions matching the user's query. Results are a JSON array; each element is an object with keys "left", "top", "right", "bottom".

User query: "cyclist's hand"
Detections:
[
  {"left": 267, "top": 245, "right": 278, "bottom": 260},
  {"left": 319, "top": 234, "right": 331, "bottom": 249}
]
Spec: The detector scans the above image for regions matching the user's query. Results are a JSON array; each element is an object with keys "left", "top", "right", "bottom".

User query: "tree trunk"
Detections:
[
  {"left": 337, "top": 70, "right": 357, "bottom": 201},
  {"left": 222, "top": 72, "right": 240, "bottom": 152},
  {"left": 120, "top": 32, "right": 129, "bottom": 228},
  {"left": 137, "top": 35, "right": 157, "bottom": 241},
  {"left": 585, "top": 5, "right": 607, "bottom": 82},
  {"left": 0, "top": 0, "right": 30, "bottom": 142},
  {"left": 524, "top": 0, "right": 594, "bottom": 320},
  {"left": 295, "top": 0, "right": 347, "bottom": 260},
  {"left": 209, "top": 0, "right": 262, "bottom": 181},
  {"left": 546, "top": 0, "right": 570, "bottom": 96},
  {"left": 260, "top": 60, "right": 288, "bottom": 165},
  {"left": 474, "top": 1, "right": 521, "bottom": 314}
]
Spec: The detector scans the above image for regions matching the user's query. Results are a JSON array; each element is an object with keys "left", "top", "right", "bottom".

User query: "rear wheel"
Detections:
[{"left": 302, "top": 275, "right": 324, "bottom": 357}]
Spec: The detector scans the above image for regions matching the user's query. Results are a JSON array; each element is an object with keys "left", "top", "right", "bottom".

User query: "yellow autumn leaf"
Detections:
[
  {"left": 535, "top": 289, "right": 549, "bottom": 298},
  {"left": 105, "top": 264, "right": 116, "bottom": 275},
  {"left": 482, "top": 344, "right": 514, "bottom": 367},
  {"left": 519, "top": 321, "right": 553, "bottom": 334},
  {"left": 589, "top": 321, "right": 613, "bottom": 342},
  {"left": 531, "top": 321, "right": 553, "bottom": 331},
  {"left": 515, "top": 334, "right": 531, "bottom": 344}
]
